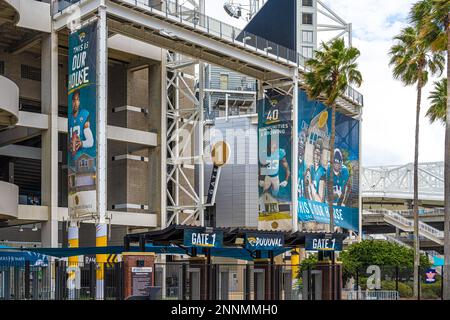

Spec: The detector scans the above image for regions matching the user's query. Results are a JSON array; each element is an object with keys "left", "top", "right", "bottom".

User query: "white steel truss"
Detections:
[
  {"left": 362, "top": 162, "right": 445, "bottom": 202},
  {"left": 165, "top": 52, "right": 205, "bottom": 226}
]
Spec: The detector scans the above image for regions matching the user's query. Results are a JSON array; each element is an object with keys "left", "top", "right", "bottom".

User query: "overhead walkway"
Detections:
[
  {"left": 362, "top": 162, "right": 444, "bottom": 202},
  {"left": 54, "top": 0, "right": 363, "bottom": 116},
  {"left": 363, "top": 209, "right": 444, "bottom": 246}
]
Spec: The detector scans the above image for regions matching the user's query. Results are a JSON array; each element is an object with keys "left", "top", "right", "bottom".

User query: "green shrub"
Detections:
[
  {"left": 421, "top": 281, "right": 442, "bottom": 299},
  {"left": 381, "top": 280, "right": 413, "bottom": 298}
]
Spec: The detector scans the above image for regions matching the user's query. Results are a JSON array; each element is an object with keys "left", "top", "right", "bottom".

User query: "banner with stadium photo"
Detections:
[
  {"left": 67, "top": 22, "right": 98, "bottom": 219},
  {"left": 297, "top": 89, "right": 360, "bottom": 232},
  {"left": 257, "top": 91, "right": 293, "bottom": 231}
]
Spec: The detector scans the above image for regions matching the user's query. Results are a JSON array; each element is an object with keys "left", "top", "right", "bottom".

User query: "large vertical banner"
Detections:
[
  {"left": 297, "top": 90, "right": 360, "bottom": 231},
  {"left": 68, "top": 22, "right": 98, "bottom": 219},
  {"left": 258, "top": 91, "right": 292, "bottom": 231}
]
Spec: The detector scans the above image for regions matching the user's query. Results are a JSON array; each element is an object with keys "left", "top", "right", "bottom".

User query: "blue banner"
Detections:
[
  {"left": 68, "top": 22, "right": 98, "bottom": 218},
  {"left": 305, "top": 234, "right": 343, "bottom": 252},
  {"left": 245, "top": 232, "right": 284, "bottom": 250},
  {"left": 0, "top": 251, "right": 48, "bottom": 266},
  {"left": 183, "top": 230, "right": 224, "bottom": 248},
  {"left": 257, "top": 91, "right": 293, "bottom": 231},
  {"left": 297, "top": 90, "right": 360, "bottom": 232}
]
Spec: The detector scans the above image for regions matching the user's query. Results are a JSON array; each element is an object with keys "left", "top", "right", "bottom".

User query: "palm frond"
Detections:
[{"left": 426, "top": 78, "right": 448, "bottom": 124}]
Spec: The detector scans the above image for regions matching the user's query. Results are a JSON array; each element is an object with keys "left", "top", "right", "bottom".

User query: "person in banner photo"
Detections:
[
  {"left": 306, "top": 138, "right": 326, "bottom": 203},
  {"left": 327, "top": 148, "right": 350, "bottom": 206},
  {"left": 257, "top": 92, "right": 292, "bottom": 231},
  {"left": 69, "top": 89, "right": 94, "bottom": 159},
  {"left": 297, "top": 89, "right": 359, "bottom": 232},
  {"left": 298, "top": 130, "right": 307, "bottom": 199},
  {"left": 261, "top": 139, "right": 290, "bottom": 203}
]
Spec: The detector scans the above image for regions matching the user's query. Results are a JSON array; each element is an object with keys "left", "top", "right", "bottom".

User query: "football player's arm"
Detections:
[
  {"left": 309, "top": 176, "right": 324, "bottom": 202},
  {"left": 316, "top": 179, "right": 325, "bottom": 202},
  {"left": 81, "top": 118, "right": 94, "bottom": 148},
  {"left": 281, "top": 157, "right": 290, "bottom": 182},
  {"left": 340, "top": 177, "right": 351, "bottom": 206}
]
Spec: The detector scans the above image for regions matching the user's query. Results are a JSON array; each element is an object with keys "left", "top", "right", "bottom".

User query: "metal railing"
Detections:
[
  {"left": 54, "top": 0, "right": 364, "bottom": 107},
  {"left": 365, "top": 209, "right": 443, "bottom": 237},
  {"left": 345, "top": 290, "right": 399, "bottom": 300},
  {"left": 364, "top": 209, "right": 444, "bottom": 243}
]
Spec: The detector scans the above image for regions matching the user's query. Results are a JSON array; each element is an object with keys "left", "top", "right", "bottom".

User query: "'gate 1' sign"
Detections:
[
  {"left": 183, "top": 229, "right": 223, "bottom": 248},
  {"left": 305, "top": 234, "right": 343, "bottom": 252}
]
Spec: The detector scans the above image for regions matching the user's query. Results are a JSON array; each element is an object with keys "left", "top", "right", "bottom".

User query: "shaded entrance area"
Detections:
[{"left": 0, "top": 225, "right": 347, "bottom": 300}]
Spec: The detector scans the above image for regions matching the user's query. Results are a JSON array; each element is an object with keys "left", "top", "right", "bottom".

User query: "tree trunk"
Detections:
[
  {"left": 443, "top": 13, "right": 450, "bottom": 301},
  {"left": 413, "top": 81, "right": 422, "bottom": 299},
  {"left": 328, "top": 104, "right": 336, "bottom": 232}
]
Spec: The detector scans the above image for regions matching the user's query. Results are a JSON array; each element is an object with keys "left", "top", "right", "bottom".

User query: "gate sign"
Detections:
[
  {"left": 425, "top": 268, "right": 437, "bottom": 284},
  {"left": 245, "top": 233, "right": 284, "bottom": 250},
  {"left": 305, "top": 234, "right": 343, "bottom": 252},
  {"left": 183, "top": 229, "right": 223, "bottom": 248}
]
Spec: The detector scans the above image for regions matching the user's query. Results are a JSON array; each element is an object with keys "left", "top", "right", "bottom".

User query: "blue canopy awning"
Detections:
[{"left": 13, "top": 244, "right": 290, "bottom": 261}]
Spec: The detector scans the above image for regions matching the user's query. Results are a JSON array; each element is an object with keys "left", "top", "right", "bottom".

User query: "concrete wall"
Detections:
[
  {"left": 0, "top": 75, "right": 19, "bottom": 125},
  {"left": 205, "top": 116, "right": 258, "bottom": 228},
  {"left": 0, "top": 51, "right": 68, "bottom": 111},
  {"left": 0, "top": 181, "right": 18, "bottom": 219}
]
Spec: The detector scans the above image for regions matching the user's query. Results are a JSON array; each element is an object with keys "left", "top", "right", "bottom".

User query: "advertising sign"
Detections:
[
  {"left": 257, "top": 91, "right": 293, "bottom": 231},
  {"left": 67, "top": 22, "right": 98, "bottom": 219},
  {"left": 183, "top": 229, "right": 224, "bottom": 248},
  {"left": 245, "top": 232, "right": 284, "bottom": 250},
  {"left": 425, "top": 268, "right": 437, "bottom": 284},
  {"left": 305, "top": 234, "right": 343, "bottom": 252},
  {"left": 297, "top": 90, "right": 360, "bottom": 231}
]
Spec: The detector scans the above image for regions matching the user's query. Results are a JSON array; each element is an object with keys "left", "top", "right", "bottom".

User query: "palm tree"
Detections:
[
  {"left": 304, "top": 38, "right": 362, "bottom": 233},
  {"left": 427, "top": 78, "right": 447, "bottom": 124},
  {"left": 411, "top": 0, "right": 450, "bottom": 299},
  {"left": 389, "top": 25, "right": 445, "bottom": 299}
]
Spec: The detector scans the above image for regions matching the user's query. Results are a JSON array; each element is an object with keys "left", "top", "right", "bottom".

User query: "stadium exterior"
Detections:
[{"left": 0, "top": 0, "right": 367, "bottom": 300}]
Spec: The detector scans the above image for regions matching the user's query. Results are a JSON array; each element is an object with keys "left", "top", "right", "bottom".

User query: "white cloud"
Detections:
[
  {"left": 205, "top": 0, "right": 446, "bottom": 166},
  {"left": 321, "top": 0, "right": 445, "bottom": 166}
]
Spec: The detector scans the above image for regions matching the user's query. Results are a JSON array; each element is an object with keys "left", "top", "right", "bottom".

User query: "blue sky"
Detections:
[{"left": 206, "top": 0, "right": 446, "bottom": 166}]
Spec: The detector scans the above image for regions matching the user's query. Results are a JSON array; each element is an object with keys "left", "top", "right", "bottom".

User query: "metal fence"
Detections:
[
  {"left": 1, "top": 261, "right": 442, "bottom": 300},
  {"left": 0, "top": 261, "right": 123, "bottom": 300},
  {"left": 342, "top": 265, "right": 444, "bottom": 300}
]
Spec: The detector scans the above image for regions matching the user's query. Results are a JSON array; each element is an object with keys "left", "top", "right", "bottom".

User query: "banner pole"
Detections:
[
  {"left": 292, "top": 71, "right": 299, "bottom": 233},
  {"left": 96, "top": 3, "right": 108, "bottom": 300}
]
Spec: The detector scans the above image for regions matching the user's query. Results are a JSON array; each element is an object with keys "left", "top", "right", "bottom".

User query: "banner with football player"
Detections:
[
  {"left": 257, "top": 91, "right": 292, "bottom": 231},
  {"left": 68, "top": 22, "right": 98, "bottom": 219},
  {"left": 297, "top": 89, "right": 360, "bottom": 232}
]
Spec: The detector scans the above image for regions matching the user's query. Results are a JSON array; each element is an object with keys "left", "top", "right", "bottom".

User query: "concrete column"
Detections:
[
  {"left": 148, "top": 54, "right": 165, "bottom": 227},
  {"left": 96, "top": 4, "right": 108, "bottom": 300},
  {"left": 41, "top": 30, "right": 59, "bottom": 248}
]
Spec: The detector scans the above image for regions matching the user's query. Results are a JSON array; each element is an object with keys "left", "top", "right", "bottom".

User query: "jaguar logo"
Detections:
[
  {"left": 79, "top": 32, "right": 86, "bottom": 42},
  {"left": 247, "top": 237, "right": 257, "bottom": 246}
]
